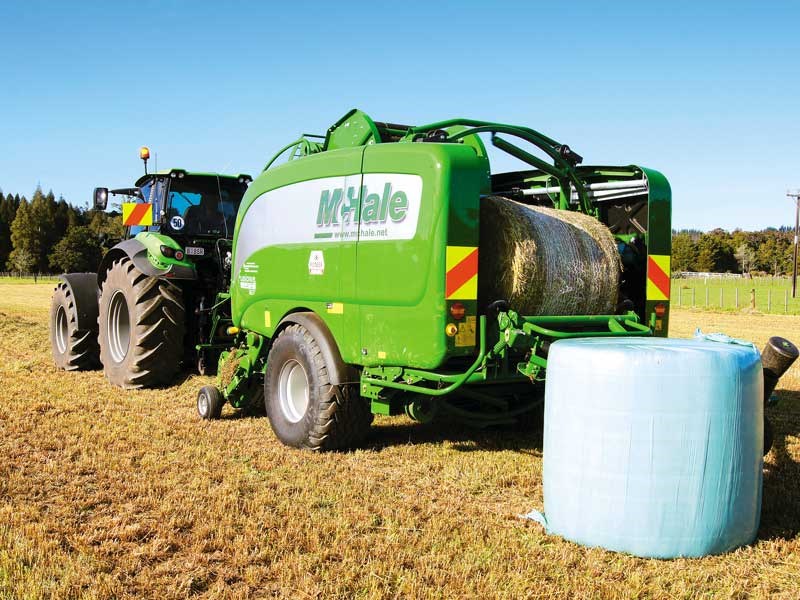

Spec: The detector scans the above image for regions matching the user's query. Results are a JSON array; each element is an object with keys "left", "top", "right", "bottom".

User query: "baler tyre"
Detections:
[
  {"left": 98, "top": 257, "right": 186, "bottom": 389},
  {"left": 50, "top": 281, "right": 100, "bottom": 370},
  {"left": 197, "top": 385, "right": 224, "bottom": 419},
  {"left": 764, "top": 417, "right": 774, "bottom": 456},
  {"left": 197, "top": 350, "right": 208, "bottom": 376},
  {"left": 264, "top": 323, "right": 372, "bottom": 451}
]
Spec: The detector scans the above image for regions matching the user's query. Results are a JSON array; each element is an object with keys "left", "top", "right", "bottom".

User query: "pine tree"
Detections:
[
  {"left": 0, "top": 190, "right": 11, "bottom": 268},
  {"left": 7, "top": 199, "right": 39, "bottom": 273},
  {"left": 54, "top": 196, "right": 72, "bottom": 242},
  {"left": 27, "top": 187, "right": 57, "bottom": 272}
]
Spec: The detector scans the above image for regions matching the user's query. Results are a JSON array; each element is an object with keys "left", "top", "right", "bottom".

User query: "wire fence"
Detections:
[
  {"left": 0, "top": 272, "right": 60, "bottom": 283},
  {"left": 671, "top": 276, "right": 800, "bottom": 315},
  {"left": 1, "top": 272, "right": 798, "bottom": 314}
]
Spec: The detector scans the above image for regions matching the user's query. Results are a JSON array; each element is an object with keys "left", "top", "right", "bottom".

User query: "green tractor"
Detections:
[{"left": 50, "top": 148, "right": 252, "bottom": 388}]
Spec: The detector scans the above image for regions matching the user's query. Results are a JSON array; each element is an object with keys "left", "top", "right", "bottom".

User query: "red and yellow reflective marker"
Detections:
[
  {"left": 122, "top": 203, "right": 153, "bottom": 227},
  {"left": 446, "top": 246, "right": 478, "bottom": 299},
  {"left": 646, "top": 254, "right": 671, "bottom": 301}
]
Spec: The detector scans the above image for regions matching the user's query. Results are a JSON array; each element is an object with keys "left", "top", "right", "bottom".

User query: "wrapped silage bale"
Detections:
[{"left": 532, "top": 334, "right": 764, "bottom": 559}]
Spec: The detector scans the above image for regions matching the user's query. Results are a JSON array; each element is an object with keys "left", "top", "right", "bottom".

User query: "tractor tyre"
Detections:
[
  {"left": 98, "top": 257, "right": 186, "bottom": 389},
  {"left": 264, "top": 323, "right": 372, "bottom": 451},
  {"left": 50, "top": 281, "right": 100, "bottom": 370}
]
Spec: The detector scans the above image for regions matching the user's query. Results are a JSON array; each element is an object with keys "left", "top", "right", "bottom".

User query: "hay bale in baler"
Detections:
[{"left": 478, "top": 196, "right": 621, "bottom": 316}]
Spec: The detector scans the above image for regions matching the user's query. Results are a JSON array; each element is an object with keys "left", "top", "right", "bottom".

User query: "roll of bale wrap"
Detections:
[
  {"left": 478, "top": 196, "right": 621, "bottom": 315},
  {"left": 539, "top": 334, "right": 763, "bottom": 559}
]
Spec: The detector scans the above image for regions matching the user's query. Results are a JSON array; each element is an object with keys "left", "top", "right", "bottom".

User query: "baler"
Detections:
[{"left": 197, "top": 109, "right": 673, "bottom": 450}]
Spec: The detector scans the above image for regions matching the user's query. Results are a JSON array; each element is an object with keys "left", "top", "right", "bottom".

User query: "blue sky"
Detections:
[{"left": 0, "top": 1, "right": 798, "bottom": 231}]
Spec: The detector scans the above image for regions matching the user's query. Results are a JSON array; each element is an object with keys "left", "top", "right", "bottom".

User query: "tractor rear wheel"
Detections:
[
  {"left": 50, "top": 281, "right": 100, "bottom": 370},
  {"left": 264, "top": 323, "right": 372, "bottom": 450},
  {"left": 98, "top": 257, "right": 186, "bottom": 389}
]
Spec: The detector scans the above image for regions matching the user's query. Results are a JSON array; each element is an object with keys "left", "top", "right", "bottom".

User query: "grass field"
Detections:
[
  {"left": 672, "top": 276, "right": 800, "bottom": 315},
  {"left": 1, "top": 282, "right": 800, "bottom": 599}
]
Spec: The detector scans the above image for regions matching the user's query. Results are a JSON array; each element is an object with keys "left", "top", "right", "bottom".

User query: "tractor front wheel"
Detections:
[
  {"left": 264, "top": 323, "right": 372, "bottom": 450},
  {"left": 98, "top": 257, "right": 186, "bottom": 389}
]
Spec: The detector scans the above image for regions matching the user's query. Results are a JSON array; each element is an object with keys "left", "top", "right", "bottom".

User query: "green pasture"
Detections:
[{"left": 672, "top": 276, "right": 800, "bottom": 315}]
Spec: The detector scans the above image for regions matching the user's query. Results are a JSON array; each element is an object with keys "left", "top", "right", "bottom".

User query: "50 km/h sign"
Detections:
[{"left": 122, "top": 202, "right": 153, "bottom": 227}]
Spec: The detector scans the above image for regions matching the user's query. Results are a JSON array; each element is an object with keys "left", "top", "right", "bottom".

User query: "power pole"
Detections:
[{"left": 789, "top": 190, "right": 800, "bottom": 298}]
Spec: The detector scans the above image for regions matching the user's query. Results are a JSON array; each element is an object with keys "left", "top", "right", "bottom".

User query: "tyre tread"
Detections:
[
  {"left": 98, "top": 257, "right": 185, "bottom": 389},
  {"left": 273, "top": 324, "right": 372, "bottom": 451},
  {"left": 51, "top": 281, "right": 100, "bottom": 371}
]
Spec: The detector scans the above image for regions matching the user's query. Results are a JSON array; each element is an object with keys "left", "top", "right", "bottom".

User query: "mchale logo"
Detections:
[{"left": 316, "top": 183, "right": 409, "bottom": 228}]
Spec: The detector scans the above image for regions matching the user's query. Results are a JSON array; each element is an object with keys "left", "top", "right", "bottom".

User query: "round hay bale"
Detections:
[{"left": 478, "top": 196, "right": 621, "bottom": 316}]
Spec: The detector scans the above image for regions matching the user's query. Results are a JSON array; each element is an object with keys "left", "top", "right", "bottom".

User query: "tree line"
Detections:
[
  {"left": 0, "top": 184, "right": 796, "bottom": 277},
  {"left": 0, "top": 186, "right": 123, "bottom": 274},
  {"left": 672, "top": 228, "right": 795, "bottom": 275}
]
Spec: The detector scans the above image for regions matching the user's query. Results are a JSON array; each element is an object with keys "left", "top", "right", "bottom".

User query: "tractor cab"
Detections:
[
  {"left": 77, "top": 153, "right": 254, "bottom": 385},
  {"left": 95, "top": 169, "right": 251, "bottom": 240}
]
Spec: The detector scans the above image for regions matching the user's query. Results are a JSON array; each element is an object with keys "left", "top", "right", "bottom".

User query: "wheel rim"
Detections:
[
  {"left": 278, "top": 359, "right": 309, "bottom": 423},
  {"left": 198, "top": 392, "right": 209, "bottom": 416},
  {"left": 55, "top": 305, "right": 69, "bottom": 354},
  {"left": 107, "top": 290, "right": 131, "bottom": 364}
]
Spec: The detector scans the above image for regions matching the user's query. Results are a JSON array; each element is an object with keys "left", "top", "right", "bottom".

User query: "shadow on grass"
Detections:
[
  {"left": 760, "top": 388, "right": 800, "bottom": 541},
  {"left": 365, "top": 405, "right": 544, "bottom": 455}
]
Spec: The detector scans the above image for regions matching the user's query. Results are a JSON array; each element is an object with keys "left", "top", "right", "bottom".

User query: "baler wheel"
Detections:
[
  {"left": 764, "top": 417, "right": 774, "bottom": 456},
  {"left": 98, "top": 257, "right": 185, "bottom": 389},
  {"left": 50, "top": 281, "right": 100, "bottom": 370},
  {"left": 197, "top": 385, "right": 224, "bottom": 419},
  {"left": 197, "top": 351, "right": 208, "bottom": 376},
  {"left": 264, "top": 323, "right": 372, "bottom": 451}
]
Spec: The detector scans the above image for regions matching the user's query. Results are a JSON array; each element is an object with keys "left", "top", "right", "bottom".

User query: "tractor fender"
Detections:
[
  {"left": 98, "top": 238, "right": 196, "bottom": 286},
  {"left": 57, "top": 272, "right": 99, "bottom": 332},
  {"left": 276, "top": 311, "right": 358, "bottom": 386}
]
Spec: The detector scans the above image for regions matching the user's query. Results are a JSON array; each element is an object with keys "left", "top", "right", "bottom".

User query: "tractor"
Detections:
[{"left": 50, "top": 147, "right": 252, "bottom": 388}]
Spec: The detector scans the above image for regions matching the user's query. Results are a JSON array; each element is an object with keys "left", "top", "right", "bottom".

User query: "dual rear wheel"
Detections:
[
  {"left": 50, "top": 258, "right": 186, "bottom": 389},
  {"left": 50, "top": 281, "right": 100, "bottom": 371}
]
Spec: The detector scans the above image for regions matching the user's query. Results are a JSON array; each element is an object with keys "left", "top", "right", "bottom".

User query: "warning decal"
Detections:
[
  {"left": 446, "top": 246, "right": 478, "bottom": 300},
  {"left": 122, "top": 203, "right": 153, "bottom": 227},
  {"left": 647, "top": 254, "right": 671, "bottom": 301}
]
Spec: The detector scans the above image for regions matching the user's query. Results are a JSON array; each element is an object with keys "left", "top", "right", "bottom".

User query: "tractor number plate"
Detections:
[{"left": 185, "top": 246, "right": 204, "bottom": 256}]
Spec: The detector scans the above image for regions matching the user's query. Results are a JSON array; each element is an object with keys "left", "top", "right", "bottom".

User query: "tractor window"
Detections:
[
  {"left": 135, "top": 179, "right": 167, "bottom": 233},
  {"left": 130, "top": 182, "right": 152, "bottom": 236},
  {"left": 165, "top": 175, "right": 247, "bottom": 238}
]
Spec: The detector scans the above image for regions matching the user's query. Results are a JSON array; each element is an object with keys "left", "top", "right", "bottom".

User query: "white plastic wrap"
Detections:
[{"left": 531, "top": 334, "right": 763, "bottom": 558}]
